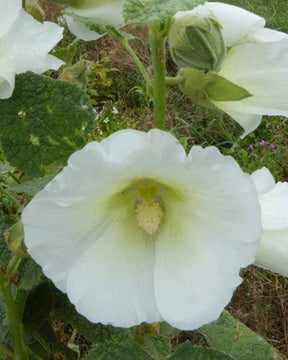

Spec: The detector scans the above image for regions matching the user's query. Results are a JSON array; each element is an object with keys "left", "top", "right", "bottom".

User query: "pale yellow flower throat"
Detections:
[{"left": 135, "top": 199, "right": 163, "bottom": 235}]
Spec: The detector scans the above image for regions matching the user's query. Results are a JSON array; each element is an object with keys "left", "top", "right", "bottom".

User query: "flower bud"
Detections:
[
  {"left": 60, "top": 60, "right": 91, "bottom": 90},
  {"left": 178, "top": 68, "right": 251, "bottom": 107},
  {"left": 5, "top": 221, "right": 29, "bottom": 259},
  {"left": 24, "top": 0, "right": 45, "bottom": 22},
  {"left": 168, "top": 13, "right": 226, "bottom": 72}
]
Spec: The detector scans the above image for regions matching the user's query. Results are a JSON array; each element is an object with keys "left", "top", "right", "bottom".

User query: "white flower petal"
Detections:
[
  {"left": 189, "top": 2, "right": 265, "bottom": 47},
  {"left": 249, "top": 28, "right": 288, "bottom": 42},
  {"left": 251, "top": 167, "right": 276, "bottom": 195},
  {"left": 0, "top": 0, "right": 21, "bottom": 38},
  {"left": 2, "top": 9, "right": 63, "bottom": 56},
  {"left": 213, "top": 107, "right": 262, "bottom": 139},
  {"left": 260, "top": 182, "right": 288, "bottom": 230},
  {"left": 255, "top": 229, "right": 288, "bottom": 277},
  {"left": 65, "top": 1, "right": 123, "bottom": 41},
  {"left": 155, "top": 146, "right": 261, "bottom": 330},
  {"left": 215, "top": 40, "right": 288, "bottom": 116},
  {"left": 0, "top": 73, "right": 15, "bottom": 99},
  {"left": 67, "top": 224, "right": 161, "bottom": 328},
  {"left": 64, "top": 15, "right": 102, "bottom": 41}
]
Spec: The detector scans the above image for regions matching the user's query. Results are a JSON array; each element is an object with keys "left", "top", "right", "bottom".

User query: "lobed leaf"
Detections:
[
  {"left": 123, "top": 0, "right": 204, "bottom": 25},
  {"left": 169, "top": 343, "right": 233, "bottom": 360}
]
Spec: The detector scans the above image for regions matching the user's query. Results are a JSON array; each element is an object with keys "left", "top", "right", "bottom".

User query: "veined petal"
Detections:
[
  {"left": 255, "top": 229, "right": 288, "bottom": 277},
  {"left": 251, "top": 167, "right": 276, "bottom": 195},
  {"left": 214, "top": 40, "right": 288, "bottom": 116},
  {"left": 0, "top": 73, "right": 15, "bottom": 100},
  {"left": 260, "top": 182, "right": 288, "bottom": 230},
  {"left": 0, "top": 0, "right": 21, "bottom": 38},
  {"left": 155, "top": 146, "right": 261, "bottom": 330},
  {"left": 67, "top": 223, "right": 161, "bottom": 328},
  {"left": 189, "top": 2, "right": 265, "bottom": 47}
]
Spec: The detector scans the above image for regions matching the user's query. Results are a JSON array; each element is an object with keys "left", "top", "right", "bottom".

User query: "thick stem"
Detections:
[
  {"left": 165, "top": 77, "right": 183, "bottom": 87},
  {"left": 150, "top": 25, "right": 167, "bottom": 129},
  {"left": 0, "top": 271, "right": 29, "bottom": 360}
]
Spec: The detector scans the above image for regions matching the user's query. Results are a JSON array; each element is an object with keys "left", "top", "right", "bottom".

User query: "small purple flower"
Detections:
[
  {"left": 259, "top": 141, "right": 268, "bottom": 147},
  {"left": 248, "top": 144, "right": 254, "bottom": 150},
  {"left": 270, "top": 144, "right": 276, "bottom": 149}
]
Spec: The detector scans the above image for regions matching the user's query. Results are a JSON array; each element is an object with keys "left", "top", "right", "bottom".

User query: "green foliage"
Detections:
[
  {"left": 0, "top": 215, "right": 13, "bottom": 268},
  {"left": 199, "top": 311, "right": 284, "bottom": 360},
  {"left": 145, "top": 334, "right": 172, "bottom": 359},
  {"left": 169, "top": 343, "right": 233, "bottom": 359},
  {"left": 123, "top": 0, "right": 204, "bottom": 24},
  {"left": 11, "top": 173, "right": 56, "bottom": 197},
  {"left": 86, "top": 54, "right": 119, "bottom": 106},
  {"left": 83, "top": 342, "right": 151, "bottom": 360},
  {"left": 16, "top": 258, "right": 43, "bottom": 291},
  {"left": 53, "top": 290, "right": 131, "bottom": 344},
  {"left": 0, "top": 295, "right": 10, "bottom": 344},
  {"left": 0, "top": 72, "right": 94, "bottom": 176},
  {"left": 52, "top": 41, "right": 78, "bottom": 66}
]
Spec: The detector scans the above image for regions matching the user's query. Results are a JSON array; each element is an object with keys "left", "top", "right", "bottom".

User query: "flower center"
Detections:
[{"left": 135, "top": 199, "right": 163, "bottom": 235}]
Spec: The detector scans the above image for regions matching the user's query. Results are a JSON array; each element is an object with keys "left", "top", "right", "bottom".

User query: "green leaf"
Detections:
[
  {"left": 0, "top": 215, "right": 13, "bottom": 268},
  {"left": 23, "top": 282, "right": 54, "bottom": 337},
  {"left": 53, "top": 290, "right": 131, "bottom": 344},
  {"left": 199, "top": 311, "right": 284, "bottom": 360},
  {"left": 16, "top": 258, "right": 43, "bottom": 291},
  {"left": 11, "top": 173, "right": 56, "bottom": 197},
  {"left": 105, "top": 25, "right": 137, "bottom": 40},
  {"left": 123, "top": 0, "right": 203, "bottom": 25},
  {"left": 169, "top": 343, "right": 233, "bottom": 360},
  {"left": 83, "top": 343, "right": 151, "bottom": 360},
  {"left": 0, "top": 72, "right": 94, "bottom": 176},
  {"left": 145, "top": 334, "right": 171, "bottom": 359},
  {"left": 52, "top": 42, "right": 77, "bottom": 66}
]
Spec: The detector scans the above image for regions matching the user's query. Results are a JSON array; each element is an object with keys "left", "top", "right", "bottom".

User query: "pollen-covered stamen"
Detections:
[{"left": 136, "top": 199, "right": 163, "bottom": 235}]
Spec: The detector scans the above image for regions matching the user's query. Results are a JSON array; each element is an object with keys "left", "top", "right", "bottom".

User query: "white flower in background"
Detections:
[
  {"left": 0, "top": 0, "right": 64, "bottom": 99},
  {"left": 251, "top": 168, "right": 288, "bottom": 277},
  {"left": 22, "top": 129, "right": 261, "bottom": 330},
  {"left": 175, "top": 2, "right": 288, "bottom": 138},
  {"left": 64, "top": 0, "right": 124, "bottom": 41}
]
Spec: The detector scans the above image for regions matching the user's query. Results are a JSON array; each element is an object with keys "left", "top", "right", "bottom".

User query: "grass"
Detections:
[{"left": 29, "top": 0, "right": 288, "bottom": 358}]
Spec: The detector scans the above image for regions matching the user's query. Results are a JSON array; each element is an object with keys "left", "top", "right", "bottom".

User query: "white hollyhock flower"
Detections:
[
  {"left": 0, "top": 0, "right": 64, "bottom": 99},
  {"left": 175, "top": 2, "right": 288, "bottom": 138},
  {"left": 251, "top": 167, "right": 288, "bottom": 277},
  {"left": 64, "top": 0, "right": 124, "bottom": 41},
  {"left": 22, "top": 129, "right": 261, "bottom": 330}
]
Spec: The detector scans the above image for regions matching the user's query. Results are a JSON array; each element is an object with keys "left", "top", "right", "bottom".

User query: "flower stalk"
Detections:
[
  {"left": 0, "top": 265, "right": 29, "bottom": 360},
  {"left": 150, "top": 24, "right": 167, "bottom": 129}
]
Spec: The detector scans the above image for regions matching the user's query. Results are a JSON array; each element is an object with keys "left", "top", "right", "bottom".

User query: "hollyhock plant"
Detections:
[
  {"left": 0, "top": 0, "right": 64, "bottom": 99},
  {"left": 171, "top": 2, "right": 288, "bottom": 138},
  {"left": 252, "top": 167, "right": 288, "bottom": 277},
  {"left": 63, "top": 0, "right": 124, "bottom": 41},
  {"left": 22, "top": 129, "right": 261, "bottom": 330}
]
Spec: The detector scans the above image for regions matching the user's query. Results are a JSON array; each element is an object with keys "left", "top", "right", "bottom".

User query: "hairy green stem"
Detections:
[
  {"left": 0, "top": 270, "right": 29, "bottom": 360},
  {"left": 150, "top": 25, "right": 167, "bottom": 129}
]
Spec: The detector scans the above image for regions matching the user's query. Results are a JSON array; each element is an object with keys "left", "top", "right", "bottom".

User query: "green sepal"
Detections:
[
  {"left": 178, "top": 68, "right": 251, "bottom": 108},
  {"left": 24, "top": 0, "right": 45, "bottom": 22},
  {"left": 199, "top": 311, "right": 284, "bottom": 360},
  {"left": 52, "top": 42, "right": 77, "bottom": 66},
  {"left": 60, "top": 59, "right": 91, "bottom": 90}
]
